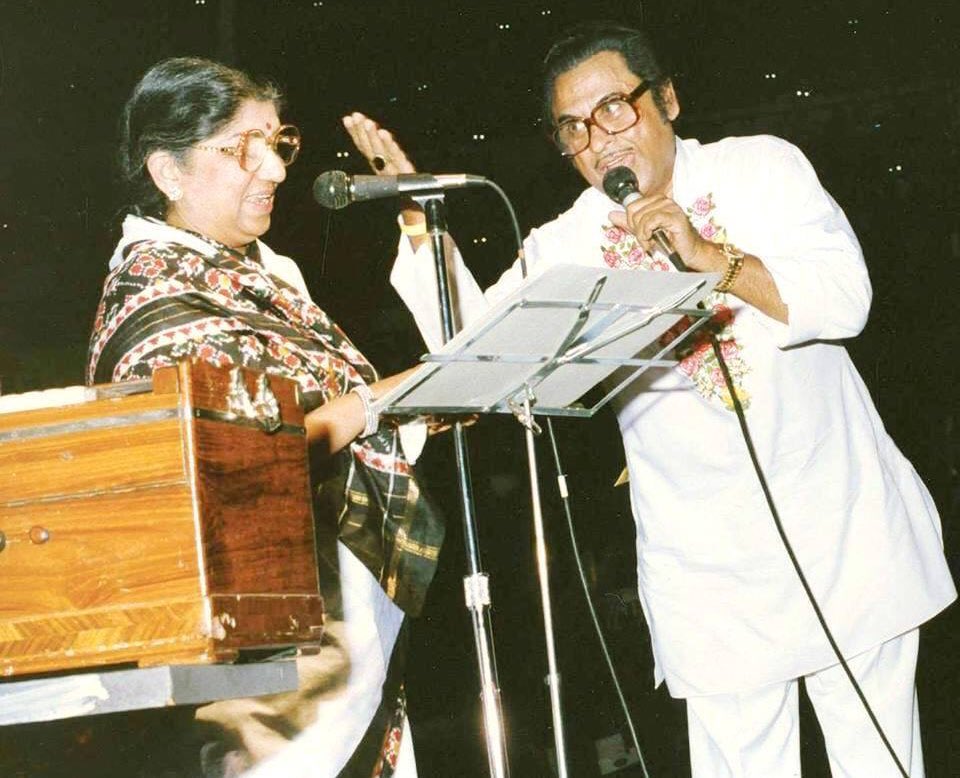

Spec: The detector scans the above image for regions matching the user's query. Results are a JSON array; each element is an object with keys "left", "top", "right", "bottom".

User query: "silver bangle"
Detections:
[{"left": 351, "top": 384, "right": 379, "bottom": 437}]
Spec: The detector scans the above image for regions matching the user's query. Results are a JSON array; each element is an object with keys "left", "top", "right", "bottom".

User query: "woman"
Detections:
[{"left": 87, "top": 57, "right": 442, "bottom": 777}]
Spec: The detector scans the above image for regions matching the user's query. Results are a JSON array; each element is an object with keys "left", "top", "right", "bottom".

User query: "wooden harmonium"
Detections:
[{"left": 0, "top": 360, "right": 324, "bottom": 677}]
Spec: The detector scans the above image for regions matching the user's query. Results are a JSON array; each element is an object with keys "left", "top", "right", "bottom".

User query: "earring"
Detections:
[{"left": 168, "top": 187, "right": 182, "bottom": 202}]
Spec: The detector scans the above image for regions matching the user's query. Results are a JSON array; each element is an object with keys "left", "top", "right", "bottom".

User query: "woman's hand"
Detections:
[{"left": 305, "top": 368, "right": 420, "bottom": 458}]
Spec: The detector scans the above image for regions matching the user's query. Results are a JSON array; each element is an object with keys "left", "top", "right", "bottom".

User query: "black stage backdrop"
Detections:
[{"left": 0, "top": 2, "right": 958, "bottom": 776}]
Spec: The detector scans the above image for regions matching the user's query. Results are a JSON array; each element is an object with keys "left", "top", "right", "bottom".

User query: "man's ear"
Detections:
[
  {"left": 659, "top": 79, "right": 680, "bottom": 122},
  {"left": 145, "top": 150, "right": 183, "bottom": 201}
]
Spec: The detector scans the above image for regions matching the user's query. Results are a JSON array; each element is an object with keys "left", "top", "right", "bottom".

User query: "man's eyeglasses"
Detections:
[
  {"left": 552, "top": 83, "right": 652, "bottom": 157},
  {"left": 196, "top": 124, "right": 301, "bottom": 172}
]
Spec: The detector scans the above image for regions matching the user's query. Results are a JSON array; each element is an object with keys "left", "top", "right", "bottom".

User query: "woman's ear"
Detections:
[{"left": 146, "top": 150, "right": 184, "bottom": 202}]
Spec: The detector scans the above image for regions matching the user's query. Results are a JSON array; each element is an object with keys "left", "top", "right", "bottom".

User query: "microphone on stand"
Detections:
[
  {"left": 602, "top": 166, "right": 688, "bottom": 271},
  {"left": 313, "top": 170, "right": 487, "bottom": 210}
]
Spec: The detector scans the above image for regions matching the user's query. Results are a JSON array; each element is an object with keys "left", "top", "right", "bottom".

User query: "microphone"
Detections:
[
  {"left": 313, "top": 170, "right": 487, "bottom": 210},
  {"left": 602, "top": 166, "right": 687, "bottom": 271}
]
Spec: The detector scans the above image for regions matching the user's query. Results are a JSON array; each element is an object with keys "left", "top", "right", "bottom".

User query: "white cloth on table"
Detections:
[
  {"left": 0, "top": 674, "right": 108, "bottom": 725},
  {"left": 390, "top": 133, "right": 955, "bottom": 698}
]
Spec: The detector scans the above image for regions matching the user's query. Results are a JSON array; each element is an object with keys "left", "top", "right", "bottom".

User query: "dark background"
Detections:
[{"left": 0, "top": 1, "right": 958, "bottom": 776}]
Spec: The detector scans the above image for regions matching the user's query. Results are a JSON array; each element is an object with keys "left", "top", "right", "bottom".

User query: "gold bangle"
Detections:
[
  {"left": 397, "top": 214, "right": 427, "bottom": 237},
  {"left": 714, "top": 243, "right": 745, "bottom": 293}
]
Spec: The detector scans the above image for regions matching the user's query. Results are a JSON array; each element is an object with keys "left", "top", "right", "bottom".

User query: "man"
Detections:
[{"left": 344, "top": 21, "right": 955, "bottom": 777}]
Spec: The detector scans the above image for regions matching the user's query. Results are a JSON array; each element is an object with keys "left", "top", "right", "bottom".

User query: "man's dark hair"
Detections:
[
  {"left": 542, "top": 21, "right": 673, "bottom": 126},
  {"left": 119, "top": 57, "right": 281, "bottom": 218}
]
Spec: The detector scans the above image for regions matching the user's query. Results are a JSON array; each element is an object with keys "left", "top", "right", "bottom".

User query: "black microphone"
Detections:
[
  {"left": 602, "top": 166, "right": 687, "bottom": 271},
  {"left": 313, "top": 170, "right": 487, "bottom": 210}
]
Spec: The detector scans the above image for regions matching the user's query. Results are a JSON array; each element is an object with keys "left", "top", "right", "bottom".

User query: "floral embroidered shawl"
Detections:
[{"left": 87, "top": 217, "right": 443, "bottom": 616}]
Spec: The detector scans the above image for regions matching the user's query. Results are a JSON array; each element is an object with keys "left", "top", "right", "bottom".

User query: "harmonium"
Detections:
[{"left": 0, "top": 360, "right": 324, "bottom": 678}]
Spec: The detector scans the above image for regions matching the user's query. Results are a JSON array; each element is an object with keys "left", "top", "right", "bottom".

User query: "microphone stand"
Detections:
[{"left": 415, "top": 193, "right": 510, "bottom": 778}]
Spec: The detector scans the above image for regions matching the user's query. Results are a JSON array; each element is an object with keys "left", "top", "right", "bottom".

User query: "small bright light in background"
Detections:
[
  {"left": 540, "top": 9, "right": 552, "bottom": 15},
  {"left": 472, "top": 133, "right": 486, "bottom": 141},
  {"left": 498, "top": 23, "right": 511, "bottom": 30},
  {"left": 335, "top": 151, "right": 350, "bottom": 159},
  {"left": 472, "top": 237, "right": 488, "bottom": 244},
  {"left": 888, "top": 164, "right": 903, "bottom": 173},
  {"left": 763, "top": 73, "right": 777, "bottom": 79}
]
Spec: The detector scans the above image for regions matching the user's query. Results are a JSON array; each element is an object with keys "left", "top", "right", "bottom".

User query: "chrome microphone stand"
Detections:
[{"left": 416, "top": 193, "right": 510, "bottom": 778}]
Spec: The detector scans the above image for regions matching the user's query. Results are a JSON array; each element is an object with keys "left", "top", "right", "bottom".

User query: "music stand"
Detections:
[
  {"left": 377, "top": 264, "right": 717, "bottom": 418},
  {"left": 376, "top": 262, "right": 718, "bottom": 776}
]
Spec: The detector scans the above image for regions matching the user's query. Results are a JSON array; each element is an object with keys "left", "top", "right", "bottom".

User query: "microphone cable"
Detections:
[
  {"left": 599, "top": 165, "right": 908, "bottom": 775},
  {"left": 478, "top": 179, "right": 527, "bottom": 278},
  {"left": 536, "top": 300, "right": 910, "bottom": 778},
  {"left": 705, "top": 331, "right": 911, "bottom": 778},
  {"left": 545, "top": 416, "right": 652, "bottom": 778},
  {"left": 647, "top": 215, "right": 909, "bottom": 776}
]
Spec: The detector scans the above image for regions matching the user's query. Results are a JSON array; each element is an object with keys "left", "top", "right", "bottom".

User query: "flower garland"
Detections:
[{"left": 600, "top": 193, "right": 751, "bottom": 410}]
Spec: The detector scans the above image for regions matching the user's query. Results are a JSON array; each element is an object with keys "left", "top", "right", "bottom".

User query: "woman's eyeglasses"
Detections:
[{"left": 196, "top": 124, "right": 301, "bottom": 172}]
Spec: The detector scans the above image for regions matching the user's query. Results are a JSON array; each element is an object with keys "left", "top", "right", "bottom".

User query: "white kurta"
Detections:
[{"left": 390, "top": 135, "right": 956, "bottom": 697}]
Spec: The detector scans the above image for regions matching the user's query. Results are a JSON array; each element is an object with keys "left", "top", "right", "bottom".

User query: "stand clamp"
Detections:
[{"left": 508, "top": 386, "right": 542, "bottom": 435}]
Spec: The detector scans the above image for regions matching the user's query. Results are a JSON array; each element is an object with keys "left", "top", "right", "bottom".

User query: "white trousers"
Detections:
[{"left": 686, "top": 629, "right": 923, "bottom": 778}]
